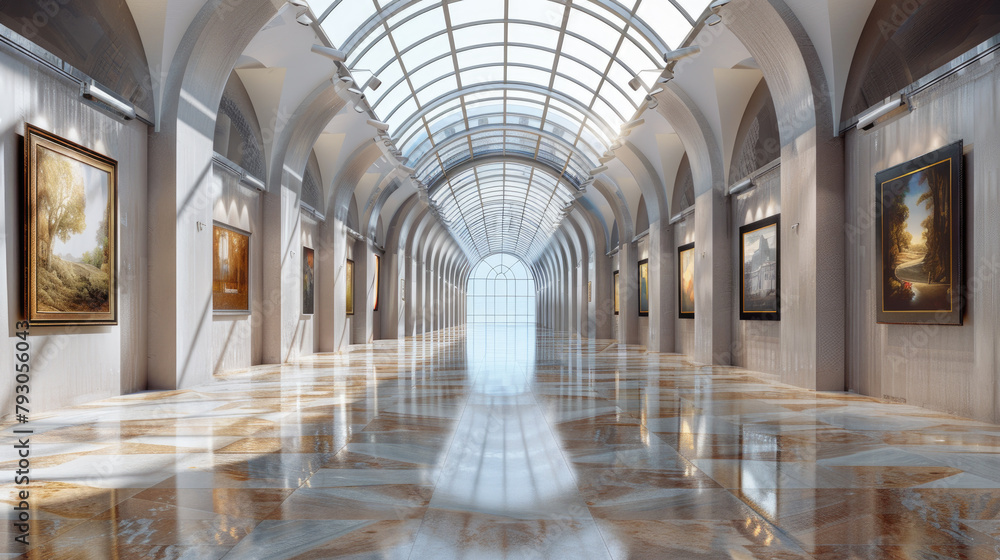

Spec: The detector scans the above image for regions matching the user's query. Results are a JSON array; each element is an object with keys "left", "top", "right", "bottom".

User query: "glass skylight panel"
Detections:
[
  {"left": 567, "top": 7, "right": 622, "bottom": 47},
  {"left": 507, "top": 67, "right": 555, "bottom": 87},
  {"left": 462, "top": 66, "right": 502, "bottom": 87},
  {"left": 551, "top": 76, "right": 595, "bottom": 111},
  {"left": 616, "top": 37, "right": 658, "bottom": 76},
  {"left": 506, "top": 46, "right": 555, "bottom": 71},
  {"left": 508, "top": 23, "right": 560, "bottom": 51},
  {"left": 417, "top": 75, "right": 459, "bottom": 107},
  {"left": 457, "top": 46, "right": 505, "bottom": 70},
  {"left": 448, "top": 0, "right": 504, "bottom": 26},
  {"left": 373, "top": 81, "right": 411, "bottom": 115},
  {"left": 409, "top": 55, "right": 455, "bottom": 90},
  {"left": 391, "top": 7, "right": 446, "bottom": 52},
  {"left": 452, "top": 23, "right": 504, "bottom": 50},
  {"left": 400, "top": 33, "right": 451, "bottom": 69},
  {"left": 323, "top": 0, "right": 377, "bottom": 47},
  {"left": 556, "top": 57, "right": 603, "bottom": 91}
]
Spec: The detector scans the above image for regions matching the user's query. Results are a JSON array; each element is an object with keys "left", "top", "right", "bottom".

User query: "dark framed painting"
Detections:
[
  {"left": 678, "top": 242, "right": 695, "bottom": 319},
  {"left": 739, "top": 214, "right": 780, "bottom": 321},
  {"left": 876, "top": 141, "right": 963, "bottom": 325},
  {"left": 302, "top": 247, "right": 314, "bottom": 315},
  {"left": 346, "top": 259, "right": 355, "bottom": 316},
  {"left": 373, "top": 255, "right": 380, "bottom": 311},
  {"left": 213, "top": 222, "right": 251, "bottom": 313},
  {"left": 613, "top": 270, "right": 620, "bottom": 315},
  {"left": 638, "top": 259, "right": 649, "bottom": 317},
  {"left": 24, "top": 124, "right": 118, "bottom": 326}
]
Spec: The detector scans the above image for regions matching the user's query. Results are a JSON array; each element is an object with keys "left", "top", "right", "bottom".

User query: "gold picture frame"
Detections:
[
  {"left": 613, "top": 270, "right": 620, "bottom": 315},
  {"left": 346, "top": 259, "right": 355, "bottom": 316},
  {"left": 24, "top": 124, "right": 118, "bottom": 326},
  {"left": 213, "top": 222, "right": 251, "bottom": 313},
  {"left": 302, "top": 246, "right": 314, "bottom": 315}
]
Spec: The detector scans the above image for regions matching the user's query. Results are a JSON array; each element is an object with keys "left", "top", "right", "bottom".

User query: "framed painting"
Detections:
[
  {"left": 638, "top": 259, "right": 649, "bottom": 317},
  {"left": 587, "top": 281, "right": 592, "bottom": 303},
  {"left": 213, "top": 222, "right": 251, "bottom": 313},
  {"left": 302, "top": 247, "right": 314, "bottom": 315},
  {"left": 678, "top": 242, "right": 695, "bottom": 319},
  {"left": 373, "top": 255, "right": 380, "bottom": 311},
  {"left": 24, "top": 124, "right": 118, "bottom": 326},
  {"left": 613, "top": 270, "right": 620, "bottom": 315},
  {"left": 739, "top": 214, "right": 780, "bottom": 320},
  {"left": 876, "top": 141, "right": 963, "bottom": 325},
  {"left": 346, "top": 259, "right": 355, "bottom": 316}
]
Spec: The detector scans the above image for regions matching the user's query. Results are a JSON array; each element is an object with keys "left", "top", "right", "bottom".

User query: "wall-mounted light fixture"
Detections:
[
  {"left": 706, "top": 14, "right": 723, "bottom": 26},
  {"left": 81, "top": 81, "right": 135, "bottom": 120},
  {"left": 857, "top": 95, "right": 908, "bottom": 131},
  {"left": 669, "top": 205, "right": 696, "bottom": 225},
  {"left": 311, "top": 44, "right": 346, "bottom": 62},
  {"left": 367, "top": 118, "right": 390, "bottom": 132},
  {"left": 589, "top": 165, "right": 609, "bottom": 175},
  {"left": 664, "top": 45, "right": 701, "bottom": 63},
  {"left": 728, "top": 176, "right": 754, "bottom": 196}
]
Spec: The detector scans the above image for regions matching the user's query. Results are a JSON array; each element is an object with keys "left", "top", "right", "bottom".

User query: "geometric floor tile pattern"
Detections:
[{"left": 4, "top": 325, "right": 1000, "bottom": 559}]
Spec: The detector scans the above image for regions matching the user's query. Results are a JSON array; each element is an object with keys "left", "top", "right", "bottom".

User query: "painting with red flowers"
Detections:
[{"left": 876, "top": 141, "right": 963, "bottom": 325}]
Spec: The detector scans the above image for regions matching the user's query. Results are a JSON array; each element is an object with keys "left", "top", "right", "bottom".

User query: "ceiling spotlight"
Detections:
[
  {"left": 628, "top": 77, "right": 644, "bottom": 92},
  {"left": 362, "top": 76, "right": 382, "bottom": 91},
  {"left": 658, "top": 71, "right": 675, "bottom": 83},
  {"left": 598, "top": 155, "right": 615, "bottom": 164},
  {"left": 312, "top": 44, "right": 347, "bottom": 62},
  {"left": 295, "top": 12, "right": 313, "bottom": 25},
  {"left": 710, "top": 0, "right": 731, "bottom": 12},
  {"left": 647, "top": 99, "right": 659, "bottom": 110},
  {"left": 286, "top": 0, "right": 309, "bottom": 7},
  {"left": 609, "top": 141, "right": 623, "bottom": 151},
  {"left": 644, "top": 87, "right": 664, "bottom": 102},
  {"left": 664, "top": 45, "right": 701, "bottom": 63},
  {"left": 706, "top": 14, "right": 723, "bottom": 26},
  {"left": 353, "top": 104, "right": 367, "bottom": 113},
  {"left": 590, "top": 165, "right": 609, "bottom": 175},
  {"left": 368, "top": 118, "right": 390, "bottom": 132}
]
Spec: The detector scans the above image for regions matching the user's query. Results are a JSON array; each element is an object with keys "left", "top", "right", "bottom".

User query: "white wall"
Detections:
[{"left": 0, "top": 49, "right": 148, "bottom": 417}]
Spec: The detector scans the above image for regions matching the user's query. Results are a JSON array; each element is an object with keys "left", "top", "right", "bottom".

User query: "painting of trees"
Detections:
[
  {"left": 876, "top": 141, "right": 963, "bottom": 325},
  {"left": 25, "top": 124, "right": 117, "bottom": 325},
  {"left": 916, "top": 164, "right": 951, "bottom": 284},
  {"left": 36, "top": 146, "right": 87, "bottom": 267}
]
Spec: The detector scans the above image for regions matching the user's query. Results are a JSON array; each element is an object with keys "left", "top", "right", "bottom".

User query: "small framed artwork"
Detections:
[
  {"left": 213, "top": 222, "right": 251, "bottom": 313},
  {"left": 400, "top": 278, "right": 405, "bottom": 301},
  {"left": 876, "top": 141, "right": 963, "bottom": 325},
  {"left": 24, "top": 124, "right": 118, "bottom": 326},
  {"left": 739, "top": 214, "right": 780, "bottom": 320},
  {"left": 613, "top": 270, "right": 620, "bottom": 315},
  {"left": 587, "top": 281, "right": 592, "bottom": 303},
  {"left": 345, "top": 258, "right": 355, "bottom": 316},
  {"left": 373, "top": 255, "right": 380, "bottom": 311},
  {"left": 302, "top": 247, "right": 314, "bottom": 315},
  {"left": 638, "top": 259, "right": 649, "bottom": 317},
  {"left": 678, "top": 242, "right": 695, "bottom": 319}
]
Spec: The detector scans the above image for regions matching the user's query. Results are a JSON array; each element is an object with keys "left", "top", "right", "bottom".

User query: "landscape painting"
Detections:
[
  {"left": 213, "top": 223, "right": 250, "bottom": 313},
  {"left": 373, "top": 255, "right": 380, "bottom": 311},
  {"left": 25, "top": 124, "right": 117, "bottom": 325},
  {"left": 739, "top": 215, "right": 780, "bottom": 321},
  {"left": 638, "top": 259, "right": 649, "bottom": 316},
  {"left": 678, "top": 243, "right": 695, "bottom": 318},
  {"left": 302, "top": 247, "right": 314, "bottom": 315},
  {"left": 876, "top": 141, "right": 963, "bottom": 324},
  {"left": 346, "top": 259, "right": 355, "bottom": 316},
  {"left": 613, "top": 270, "right": 620, "bottom": 315}
]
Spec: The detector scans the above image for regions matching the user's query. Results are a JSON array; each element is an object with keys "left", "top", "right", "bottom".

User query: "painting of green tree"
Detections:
[
  {"left": 881, "top": 158, "right": 953, "bottom": 312},
  {"left": 35, "top": 145, "right": 112, "bottom": 313}
]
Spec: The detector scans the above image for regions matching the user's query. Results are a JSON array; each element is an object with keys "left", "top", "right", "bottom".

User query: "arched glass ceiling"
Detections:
[
  {"left": 312, "top": 0, "right": 710, "bottom": 260},
  {"left": 431, "top": 161, "right": 575, "bottom": 261}
]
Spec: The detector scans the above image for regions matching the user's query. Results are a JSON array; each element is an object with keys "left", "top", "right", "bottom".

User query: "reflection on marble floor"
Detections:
[{"left": 4, "top": 325, "right": 1000, "bottom": 559}]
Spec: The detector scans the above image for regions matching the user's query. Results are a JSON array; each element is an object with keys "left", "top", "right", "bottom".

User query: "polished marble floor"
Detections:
[{"left": 4, "top": 325, "right": 1000, "bottom": 559}]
